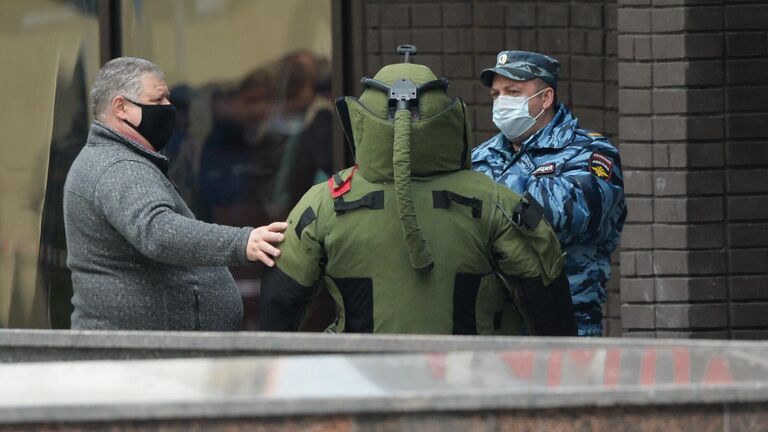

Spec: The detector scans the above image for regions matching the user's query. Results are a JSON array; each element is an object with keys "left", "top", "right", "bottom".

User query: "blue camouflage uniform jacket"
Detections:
[{"left": 472, "top": 103, "right": 627, "bottom": 336}]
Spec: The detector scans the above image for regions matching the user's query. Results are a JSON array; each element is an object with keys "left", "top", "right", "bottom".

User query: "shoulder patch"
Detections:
[
  {"left": 589, "top": 153, "right": 613, "bottom": 180},
  {"left": 295, "top": 207, "right": 316, "bottom": 238},
  {"left": 532, "top": 162, "right": 556, "bottom": 176},
  {"left": 327, "top": 166, "right": 358, "bottom": 198}
]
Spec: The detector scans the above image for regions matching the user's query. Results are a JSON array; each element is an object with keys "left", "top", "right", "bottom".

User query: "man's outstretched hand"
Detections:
[{"left": 247, "top": 222, "right": 288, "bottom": 267}]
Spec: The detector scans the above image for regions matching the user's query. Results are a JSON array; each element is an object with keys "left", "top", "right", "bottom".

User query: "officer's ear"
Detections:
[{"left": 542, "top": 87, "right": 556, "bottom": 111}]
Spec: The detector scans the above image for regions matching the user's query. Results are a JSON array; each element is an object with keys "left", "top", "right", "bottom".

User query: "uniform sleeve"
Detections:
[
  {"left": 524, "top": 144, "right": 624, "bottom": 247},
  {"left": 260, "top": 184, "right": 328, "bottom": 331},
  {"left": 491, "top": 187, "right": 576, "bottom": 336},
  {"left": 94, "top": 160, "right": 252, "bottom": 267},
  {"left": 471, "top": 134, "right": 507, "bottom": 181}
]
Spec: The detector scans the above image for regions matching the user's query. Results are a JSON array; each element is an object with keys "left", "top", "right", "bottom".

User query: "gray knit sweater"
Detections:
[{"left": 63, "top": 122, "right": 252, "bottom": 330}]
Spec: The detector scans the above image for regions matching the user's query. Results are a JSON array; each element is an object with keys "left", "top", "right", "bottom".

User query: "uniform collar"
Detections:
[
  {"left": 518, "top": 103, "right": 578, "bottom": 151},
  {"left": 473, "top": 103, "right": 580, "bottom": 164}
]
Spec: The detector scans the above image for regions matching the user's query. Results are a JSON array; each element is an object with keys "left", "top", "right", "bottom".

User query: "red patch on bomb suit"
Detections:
[
  {"left": 589, "top": 153, "right": 613, "bottom": 180},
  {"left": 328, "top": 166, "right": 359, "bottom": 198}
]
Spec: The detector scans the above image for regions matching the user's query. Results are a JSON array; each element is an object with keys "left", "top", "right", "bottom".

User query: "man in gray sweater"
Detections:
[{"left": 64, "top": 57, "right": 287, "bottom": 331}]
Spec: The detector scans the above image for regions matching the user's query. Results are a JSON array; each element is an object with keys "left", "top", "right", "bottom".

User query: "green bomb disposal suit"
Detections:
[{"left": 261, "top": 52, "right": 577, "bottom": 336}]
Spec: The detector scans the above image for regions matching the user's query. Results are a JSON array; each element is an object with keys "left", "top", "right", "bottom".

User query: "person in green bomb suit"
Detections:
[{"left": 260, "top": 45, "right": 577, "bottom": 336}]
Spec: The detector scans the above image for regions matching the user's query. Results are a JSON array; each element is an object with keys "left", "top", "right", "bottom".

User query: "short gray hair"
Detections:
[{"left": 90, "top": 57, "right": 165, "bottom": 120}]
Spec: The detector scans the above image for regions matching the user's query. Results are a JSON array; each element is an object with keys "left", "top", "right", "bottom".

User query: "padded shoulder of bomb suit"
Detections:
[{"left": 276, "top": 166, "right": 565, "bottom": 290}]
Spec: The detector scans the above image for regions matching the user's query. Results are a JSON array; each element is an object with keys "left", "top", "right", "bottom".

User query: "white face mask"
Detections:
[{"left": 492, "top": 88, "right": 547, "bottom": 142}]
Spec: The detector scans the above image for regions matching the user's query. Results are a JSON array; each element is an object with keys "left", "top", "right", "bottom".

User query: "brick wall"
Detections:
[
  {"left": 352, "top": 0, "right": 622, "bottom": 335},
  {"left": 618, "top": 0, "right": 768, "bottom": 338}
]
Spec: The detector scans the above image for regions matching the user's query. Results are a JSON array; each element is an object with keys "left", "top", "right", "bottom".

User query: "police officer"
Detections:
[
  {"left": 260, "top": 46, "right": 577, "bottom": 336},
  {"left": 472, "top": 50, "right": 627, "bottom": 337}
]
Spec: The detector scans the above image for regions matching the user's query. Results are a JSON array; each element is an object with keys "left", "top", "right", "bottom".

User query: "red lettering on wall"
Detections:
[
  {"left": 673, "top": 348, "right": 691, "bottom": 384},
  {"left": 568, "top": 349, "right": 596, "bottom": 366},
  {"left": 639, "top": 348, "right": 657, "bottom": 386},
  {"left": 547, "top": 350, "right": 563, "bottom": 387},
  {"left": 501, "top": 351, "right": 535, "bottom": 380},
  {"left": 604, "top": 349, "right": 622, "bottom": 387},
  {"left": 425, "top": 353, "right": 446, "bottom": 380},
  {"left": 702, "top": 355, "right": 733, "bottom": 384}
]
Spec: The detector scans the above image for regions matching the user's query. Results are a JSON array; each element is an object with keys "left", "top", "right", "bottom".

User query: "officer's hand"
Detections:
[{"left": 246, "top": 222, "right": 288, "bottom": 266}]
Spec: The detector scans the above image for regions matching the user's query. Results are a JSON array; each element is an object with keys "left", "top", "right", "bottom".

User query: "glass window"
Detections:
[
  {"left": 0, "top": 0, "right": 101, "bottom": 328},
  {"left": 121, "top": 0, "right": 337, "bottom": 330}
]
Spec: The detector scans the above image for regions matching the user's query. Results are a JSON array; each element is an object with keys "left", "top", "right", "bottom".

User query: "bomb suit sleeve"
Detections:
[
  {"left": 490, "top": 186, "right": 577, "bottom": 336},
  {"left": 260, "top": 185, "right": 328, "bottom": 331}
]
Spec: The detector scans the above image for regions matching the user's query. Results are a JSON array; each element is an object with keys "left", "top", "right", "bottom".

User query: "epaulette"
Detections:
[{"left": 577, "top": 129, "right": 606, "bottom": 141}]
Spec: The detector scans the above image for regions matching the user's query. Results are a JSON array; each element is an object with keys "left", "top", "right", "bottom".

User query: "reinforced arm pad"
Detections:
[
  {"left": 260, "top": 266, "right": 315, "bottom": 331},
  {"left": 512, "top": 270, "right": 578, "bottom": 336}
]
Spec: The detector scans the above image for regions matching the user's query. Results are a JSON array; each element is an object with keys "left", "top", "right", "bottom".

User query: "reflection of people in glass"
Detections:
[
  {"left": 198, "top": 69, "right": 276, "bottom": 227},
  {"left": 164, "top": 84, "right": 196, "bottom": 164},
  {"left": 270, "top": 51, "right": 334, "bottom": 217},
  {"left": 192, "top": 51, "right": 336, "bottom": 330},
  {"left": 198, "top": 51, "right": 333, "bottom": 226},
  {"left": 63, "top": 57, "right": 287, "bottom": 330}
]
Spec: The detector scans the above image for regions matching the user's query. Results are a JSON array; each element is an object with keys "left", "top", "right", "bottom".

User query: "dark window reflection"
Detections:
[
  {"left": 33, "top": 0, "right": 99, "bottom": 329},
  {"left": 164, "top": 51, "right": 336, "bottom": 330},
  {"left": 41, "top": 56, "right": 92, "bottom": 329}
]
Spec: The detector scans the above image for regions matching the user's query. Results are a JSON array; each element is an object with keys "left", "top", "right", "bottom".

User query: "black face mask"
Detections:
[{"left": 123, "top": 98, "right": 176, "bottom": 152}]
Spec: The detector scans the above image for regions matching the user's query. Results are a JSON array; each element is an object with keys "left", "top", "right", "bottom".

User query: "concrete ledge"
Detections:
[
  {"left": 3, "top": 329, "right": 768, "bottom": 362},
  {"left": 1, "top": 337, "right": 767, "bottom": 427}
]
